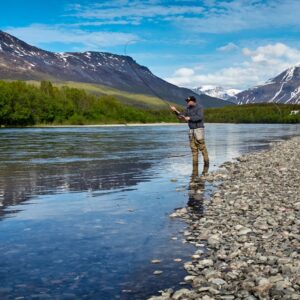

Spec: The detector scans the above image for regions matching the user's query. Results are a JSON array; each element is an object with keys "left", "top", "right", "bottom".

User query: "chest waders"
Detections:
[{"left": 189, "top": 128, "right": 209, "bottom": 174}]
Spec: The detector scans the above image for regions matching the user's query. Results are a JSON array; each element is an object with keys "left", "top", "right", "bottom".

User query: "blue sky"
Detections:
[{"left": 1, "top": 0, "right": 300, "bottom": 90}]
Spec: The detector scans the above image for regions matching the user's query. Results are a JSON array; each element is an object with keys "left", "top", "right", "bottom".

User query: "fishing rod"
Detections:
[{"left": 123, "top": 41, "right": 174, "bottom": 111}]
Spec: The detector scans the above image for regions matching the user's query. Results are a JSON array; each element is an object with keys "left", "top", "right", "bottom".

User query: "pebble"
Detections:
[
  {"left": 151, "top": 259, "right": 162, "bottom": 264},
  {"left": 149, "top": 137, "right": 300, "bottom": 300},
  {"left": 153, "top": 270, "right": 163, "bottom": 275}
]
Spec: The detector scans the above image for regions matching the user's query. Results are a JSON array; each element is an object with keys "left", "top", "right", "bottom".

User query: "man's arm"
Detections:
[
  {"left": 170, "top": 105, "right": 190, "bottom": 121},
  {"left": 170, "top": 105, "right": 186, "bottom": 119},
  {"left": 170, "top": 105, "right": 180, "bottom": 115}
]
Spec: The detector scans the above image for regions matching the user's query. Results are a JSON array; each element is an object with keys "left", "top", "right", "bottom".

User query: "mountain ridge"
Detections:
[
  {"left": 193, "top": 86, "right": 240, "bottom": 102},
  {"left": 234, "top": 66, "right": 300, "bottom": 104},
  {"left": 0, "top": 30, "right": 232, "bottom": 108}
]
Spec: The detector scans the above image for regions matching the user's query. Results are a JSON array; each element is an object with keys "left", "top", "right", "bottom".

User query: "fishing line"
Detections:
[
  {"left": 124, "top": 42, "right": 284, "bottom": 121},
  {"left": 124, "top": 42, "right": 217, "bottom": 172},
  {"left": 123, "top": 41, "right": 172, "bottom": 109}
]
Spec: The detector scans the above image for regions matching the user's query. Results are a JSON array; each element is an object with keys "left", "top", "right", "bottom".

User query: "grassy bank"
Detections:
[{"left": 205, "top": 103, "right": 300, "bottom": 123}]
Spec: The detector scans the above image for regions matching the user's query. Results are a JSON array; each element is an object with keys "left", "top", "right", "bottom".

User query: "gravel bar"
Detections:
[{"left": 149, "top": 136, "right": 300, "bottom": 300}]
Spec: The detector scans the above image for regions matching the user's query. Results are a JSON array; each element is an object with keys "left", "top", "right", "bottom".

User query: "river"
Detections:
[{"left": 0, "top": 123, "right": 299, "bottom": 299}]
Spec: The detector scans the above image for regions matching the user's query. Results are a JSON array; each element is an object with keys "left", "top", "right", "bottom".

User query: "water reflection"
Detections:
[
  {"left": 0, "top": 124, "right": 299, "bottom": 300},
  {"left": 0, "top": 158, "right": 153, "bottom": 219},
  {"left": 187, "top": 165, "right": 205, "bottom": 216}
]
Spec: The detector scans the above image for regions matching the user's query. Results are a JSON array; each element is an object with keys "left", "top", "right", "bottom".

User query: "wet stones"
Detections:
[
  {"left": 197, "top": 259, "right": 214, "bottom": 269},
  {"left": 207, "top": 234, "right": 221, "bottom": 248},
  {"left": 149, "top": 136, "right": 300, "bottom": 300}
]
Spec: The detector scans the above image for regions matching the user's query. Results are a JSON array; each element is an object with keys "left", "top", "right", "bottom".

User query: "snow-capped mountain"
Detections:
[
  {"left": 0, "top": 30, "right": 230, "bottom": 107},
  {"left": 235, "top": 66, "right": 300, "bottom": 104},
  {"left": 193, "top": 86, "right": 241, "bottom": 101}
]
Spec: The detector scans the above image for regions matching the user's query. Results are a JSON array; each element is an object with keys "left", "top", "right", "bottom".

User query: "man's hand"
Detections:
[
  {"left": 169, "top": 105, "right": 178, "bottom": 112},
  {"left": 178, "top": 115, "right": 190, "bottom": 122}
]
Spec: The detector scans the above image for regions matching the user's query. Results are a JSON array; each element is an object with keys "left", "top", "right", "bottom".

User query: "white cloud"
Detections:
[
  {"left": 174, "top": 68, "right": 195, "bottom": 77},
  {"left": 5, "top": 24, "right": 138, "bottom": 50},
  {"left": 175, "top": 0, "right": 300, "bottom": 33},
  {"left": 68, "top": 1, "right": 204, "bottom": 25},
  {"left": 165, "top": 43, "right": 300, "bottom": 89},
  {"left": 217, "top": 42, "right": 239, "bottom": 52}
]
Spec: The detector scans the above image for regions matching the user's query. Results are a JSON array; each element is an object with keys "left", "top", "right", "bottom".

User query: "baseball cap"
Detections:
[{"left": 185, "top": 96, "right": 197, "bottom": 102}]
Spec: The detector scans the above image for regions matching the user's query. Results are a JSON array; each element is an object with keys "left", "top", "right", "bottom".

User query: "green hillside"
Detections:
[
  {"left": 1, "top": 80, "right": 299, "bottom": 127},
  {"left": 0, "top": 80, "right": 178, "bottom": 126},
  {"left": 26, "top": 80, "right": 177, "bottom": 109}
]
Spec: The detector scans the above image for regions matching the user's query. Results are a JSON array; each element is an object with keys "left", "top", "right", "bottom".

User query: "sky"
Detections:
[{"left": 1, "top": 0, "right": 300, "bottom": 90}]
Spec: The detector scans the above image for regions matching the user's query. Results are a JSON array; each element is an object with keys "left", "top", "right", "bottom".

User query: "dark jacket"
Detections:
[{"left": 183, "top": 104, "right": 204, "bottom": 129}]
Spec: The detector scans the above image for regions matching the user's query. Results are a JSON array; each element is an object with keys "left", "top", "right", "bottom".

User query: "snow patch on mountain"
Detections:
[
  {"left": 235, "top": 65, "right": 300, "bottom": 104},
  {"left": 193, "top": 85, "right": 241, "bottom": 101}
]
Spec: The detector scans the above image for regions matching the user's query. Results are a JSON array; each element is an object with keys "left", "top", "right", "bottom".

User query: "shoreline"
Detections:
[
  {"left": 150, "top": 136, "right": 300, "bottom": 300},
  {"left": 1, "top": 123, "right": 299, "bottom": 129},
  {"left": 0, "top": 122, "right": 182, "bottom": 128}
]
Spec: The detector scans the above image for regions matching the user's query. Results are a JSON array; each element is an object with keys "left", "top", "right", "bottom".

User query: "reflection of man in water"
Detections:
[
  {"left": 170, "top": 96, "right": 209, "bottom": 175},
  {"left": 187, "top": 164, "right": 205, "bottom": 216}
]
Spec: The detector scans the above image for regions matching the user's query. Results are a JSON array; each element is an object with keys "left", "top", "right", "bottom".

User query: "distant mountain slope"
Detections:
[
  {"left": 193, "top": 86, "right": 240, "bottom": 102},
  {"left": 0, "top": 30, "right": 231, "bottom": 108},
  {"left": 235, "top": 66, "right": 300, "bottom": 104}
]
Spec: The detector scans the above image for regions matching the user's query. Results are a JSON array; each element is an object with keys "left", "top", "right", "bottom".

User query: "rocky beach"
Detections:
[{"left": 150, "top": 136, "right": 300, "bottom": 300}]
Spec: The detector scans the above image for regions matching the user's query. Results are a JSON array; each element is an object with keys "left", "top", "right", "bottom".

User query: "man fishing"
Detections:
[{"left": 170, "top": 96, "right": 209, "bottom": 175}]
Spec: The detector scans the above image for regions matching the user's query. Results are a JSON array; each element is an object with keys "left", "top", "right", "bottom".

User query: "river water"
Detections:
[{"left": 0, "top": 124, "right": 299, "bottom": 300}]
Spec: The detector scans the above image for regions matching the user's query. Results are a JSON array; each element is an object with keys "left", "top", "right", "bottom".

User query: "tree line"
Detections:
[
  {"left": 0, "top": 80, "right": 177, "bottom": 126},
  {"left": 0, "top": 80, "right": 299, "bottom": 126},
  {"left": 205, "top": 103, "right": 300, "bottom": 123}
]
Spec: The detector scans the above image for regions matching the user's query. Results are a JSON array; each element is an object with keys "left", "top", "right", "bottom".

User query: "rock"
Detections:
[
  {"left": 237, "top": 227, "right": 252, "bottom": 235},
  {"left": 184, "top": 275, "right": 195, "bottom": 282},
  {"left": 209, "top": 278, "right": 227, "bottom": 286},
  {"left": 170, "top": 212, "right": 179, "bottom": 218},
  {"left": 153, "top": 270, "right": 163, "bottom": 275},
  {"left": 274, "top": 279, "right": 291, "bottom": 290},
  {"left": 207, "top": 234, "right": 221, "bottom": 247},
  {"left": 198, "top": 286, "right": 210, "bottom": 292},
  {"left": 148, "top": 289, "right": 173, "bottom": 300},
  {"left": 197, "top": 259, "right": 214, "bottom": 269},
  {"left": 269, "top": 274, "right": 283, "bottom": 283},
  {"left": 170, "top": 208, "right": 188, "bottom": 218},
  {"left": 151, "top": 259, "right": 162, "bottom": 264},
  {"left": 172, "top": 288, "right": 191, "bottom": 300},
  {"left": 202, "top": 296, "right": 214, "bottom": 300},
  {"left": 254, "top": 278, "right": 273, "bottom": 296},
  {"left": 184, "top": 262, "right": 194, "bottom": 271}
]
